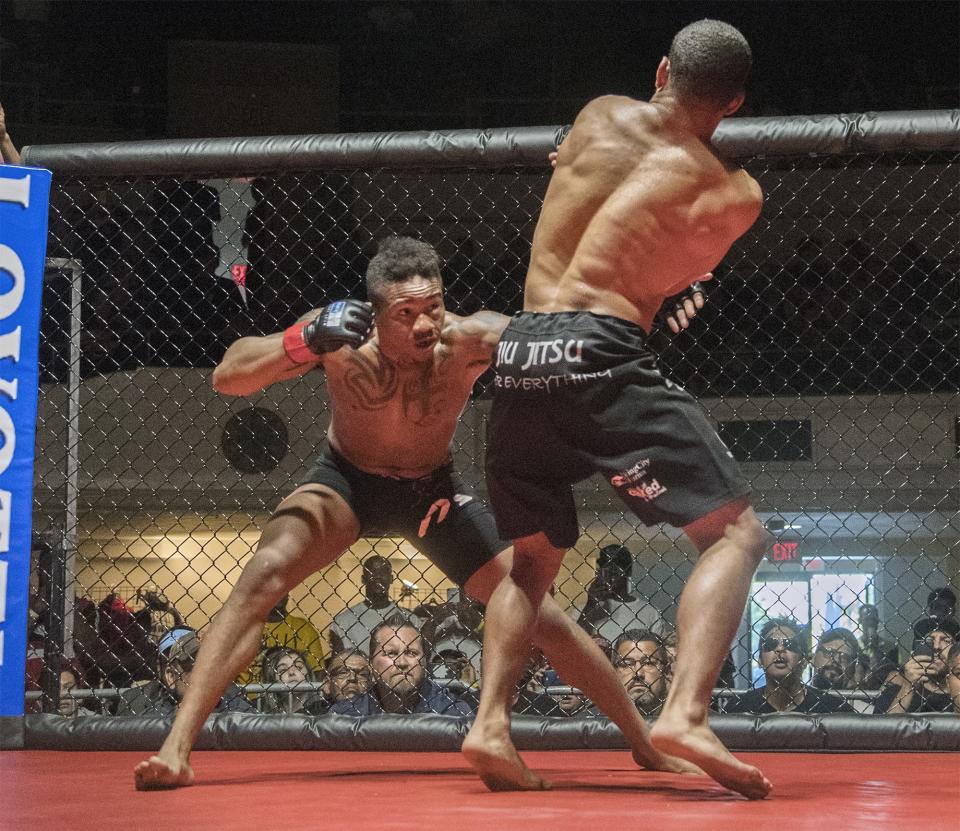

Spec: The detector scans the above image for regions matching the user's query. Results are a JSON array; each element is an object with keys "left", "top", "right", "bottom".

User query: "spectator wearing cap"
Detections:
[
  {"left": 874, "top": 616, "right": 959, "bottom": 714},
  {"left": 329, "top": 615, "right": 472, "bottom": 716},
  {"left": 429, "top": 629, "right": 482, "bottom": 690},
  {"left": 945, "top": 643, "right": 960, "bottom": 714},
  {"left": 857, "top": 603, "right": 901, "bottom": 688},
  {"left": 573, "top": 544, "right": 666, "bottom": 642},
  {"left": 116, "top": 629, "right": 253, "bottom": 716},
  {"left": 811, "top": 627, "right": 860, "bottom": 692},
  {"left": 613, "top": 630, "right": 670, "bottom": 717},
  {"left": 720, "top": 618, "right": 854, "bottom": 714},
  {"left": 259, "top": 646, "right": 327, "bottom": 715},
  {"left": 328, "top": 556, "right": 420, "bottom": 653}
]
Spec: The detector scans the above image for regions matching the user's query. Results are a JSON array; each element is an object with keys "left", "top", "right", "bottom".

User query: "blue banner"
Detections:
[{"left": 0, "top": 165, "right": 51, "bottom": 716}]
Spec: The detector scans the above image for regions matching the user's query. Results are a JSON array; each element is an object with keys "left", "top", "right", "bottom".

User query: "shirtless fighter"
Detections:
[
  {"left": 134, "top": 236, "right": 700, "bottom": 790},
  {"left": 463, "top": 20, "right": 774, "bottom": 799}
]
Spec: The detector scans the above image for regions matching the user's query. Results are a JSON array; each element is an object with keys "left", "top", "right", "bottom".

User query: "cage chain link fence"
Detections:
[{"left": 26, "top": 149, "right": 959, "bottom": 718}]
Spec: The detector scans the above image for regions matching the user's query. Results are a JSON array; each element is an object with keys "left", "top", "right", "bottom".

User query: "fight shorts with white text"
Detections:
[
  {"left": 486, "top": 311, "right": 751, "bottom": 548},
  {"left": 302, "top": 444, "right": 508, "bottom": 586}
]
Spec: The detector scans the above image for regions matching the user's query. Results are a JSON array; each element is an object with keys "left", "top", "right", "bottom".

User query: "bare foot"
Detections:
[
  {"left": 134, "top": 754, "right": 195, "bottom": 791},
  {"left": 651, "top": 717, "right": 771, "bottom": 800},
  {"left": 633, "top": 747, "right": 705, "bottom": 777},
  {"left": 463, "top": 726, "right": 551, "bottom": 791}
]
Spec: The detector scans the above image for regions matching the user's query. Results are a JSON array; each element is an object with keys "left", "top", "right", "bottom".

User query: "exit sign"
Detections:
[{"left": 769, "top": 542, "right": 800, "bottom": 562}]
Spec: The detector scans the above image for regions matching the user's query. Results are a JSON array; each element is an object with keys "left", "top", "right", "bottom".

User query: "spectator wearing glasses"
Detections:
[
  {"left": 323, "top": 650, "right": 374, "bottom": 705},
  {"left": 613, "top": 630, "right": 671, "bottom": 718},
  {"left": 117, "top": 629, "right": 253, "bottom": 716},
  {"left": 258, "top": 646, "right": 327, "bottom": 715},
  {"left": 329, "top": 615, "right": 472, "bottom": 716},
  {"left": 721, "top": 619, "right": 853, "bottom": 714},
  {"left": 810, "top": 627, "right": 860, "bottom": 691},
  {"left": 875, "top": 617, "right": 959, "bottom": 714}
]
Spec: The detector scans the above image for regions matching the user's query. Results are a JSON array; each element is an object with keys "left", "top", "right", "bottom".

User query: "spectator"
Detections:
[
  {"left": 946, "top": 643, "right": 960, "bottom": 714},
  {"left": 116, "top": 629, "right": 252, "bottom": 716},
  {"left": 543, "top": 667, "right": 596, "bottom": 717},
  {"left": 328, "top": 556, "right": 418, "bottom": 653},
  {"left": 811, "top": 627, "right": 860, "bottom": 691},
  {"left": 613, "top": 630, "right": 670, "bottom": 717},
  {"left": 0, "top": 102, "right": 22, "bottom": 165},
  {"left": 874, "top": 617, "right": 958, "bottom": 714},
  {"left": 721, "top": 619, "right": 854, "bottom": 714},
  {"left": 240, "top": 594, "right": 326, "bottom": 687},
  {"left": 323, "top": 650, "right": 374, "bottom": 705},
  {"left": 57, "top": 662, "right": 99, "bottom": 716},
  {"left": 857, "top": 603, "right": 900, "bottom": 688},
  {"left": 429, "top": 630, "right": 482, "bottom": 689},
  {"left": 73, "top": 593, "right": 156, "bottom": 688},
  {"left": 138, "top": 589, "right": 187, "bottom": 648},
  {"left": 462, "top": 654, "right": 565, "bottom": 717},
  {"left": 329, "top": 615, "right": 472, "bottom": 716},
  {"left": 574, "top": 544, "right": 666, "bottom": 642},
  {"left": 259, "top": 646, "right": 327, "bottom": 715}
]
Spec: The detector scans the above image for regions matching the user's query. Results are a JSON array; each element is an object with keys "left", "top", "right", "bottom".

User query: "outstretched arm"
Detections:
[
  {"left": 212, "top": 300, "right": 374, "bottom": 396},
  {"left": 446, "top": 310, "right": 511, "bottom": 366}
]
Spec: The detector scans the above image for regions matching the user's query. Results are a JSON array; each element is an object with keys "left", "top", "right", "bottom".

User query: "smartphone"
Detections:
[{"left": 912, "top": 641, "right": 935, "bottom": 659}]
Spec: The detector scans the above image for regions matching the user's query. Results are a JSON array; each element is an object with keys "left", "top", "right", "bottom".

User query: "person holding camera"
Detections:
[{"left": 874, "top": 617, "right": 958, "bottom": 714}]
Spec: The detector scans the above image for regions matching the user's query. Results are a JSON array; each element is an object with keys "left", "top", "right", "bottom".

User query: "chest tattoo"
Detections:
[
  {"left": 341, "top": 348, "right": 455, "bottom": 423},
  {"left": 342, "top": 349, "right": 398, "bottom": 408}
]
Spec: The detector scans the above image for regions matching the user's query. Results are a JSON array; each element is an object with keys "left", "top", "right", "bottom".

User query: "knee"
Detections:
[
  {"left": 509, "top": 552, "right": 556, "bottom": 600},
  {"left": 741, "top": 517, "right": 772, "bottom": 566},
  {"left": 232, "top": 550, "right": 290, "bottom": 615}
]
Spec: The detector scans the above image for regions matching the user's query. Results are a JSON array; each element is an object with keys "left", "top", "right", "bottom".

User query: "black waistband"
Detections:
[
  {"left": 509, "top": 310, "right": 649, "bottom": 340},
  {"left": 326, "top": 442, "right": 452, "bottom": 485}
]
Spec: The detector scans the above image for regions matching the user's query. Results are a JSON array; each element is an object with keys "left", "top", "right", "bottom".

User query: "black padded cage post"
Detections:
[{"left": 2, "top": 109, "right": 958, "bottom": 751}]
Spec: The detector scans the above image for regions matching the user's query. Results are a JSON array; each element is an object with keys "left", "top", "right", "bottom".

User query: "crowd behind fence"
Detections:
[{"left": 18, "top": 111, "right": 960, "bottom": 727}]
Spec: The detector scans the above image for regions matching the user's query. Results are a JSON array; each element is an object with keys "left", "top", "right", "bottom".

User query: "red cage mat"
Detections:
[{"left": 3, "top": 750, "right": 958, "bottom": 831}]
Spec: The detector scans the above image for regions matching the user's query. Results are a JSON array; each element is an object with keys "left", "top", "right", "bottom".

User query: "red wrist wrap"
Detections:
[{"left": 283, "top": 321, "right": 316, "bottom": 364}]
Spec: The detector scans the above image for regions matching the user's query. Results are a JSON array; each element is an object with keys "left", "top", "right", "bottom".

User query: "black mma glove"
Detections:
[
  {"left": 283, "top": 299, "right": 374, "bottom": 363},
  {"left": 656, "top": 280, "right": 705, "bottom": 333}
]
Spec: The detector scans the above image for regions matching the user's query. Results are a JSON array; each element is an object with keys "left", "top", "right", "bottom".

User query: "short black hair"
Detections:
[
  {"left": 667, "top": 19, "right": 751, "bottom": 108},
  {"left": 758, "top": 617, "right": 808, "bottom": 655},
  {"left": 365, "top": 236, "right": 442, "bottom": 309},
  {"left": 614, "top": 629, "right": 668, "bottom": 664},
  {"left": 324, "top": 649, "right": 369, "bottom": 672},
  {"left": 817, "top": 627, "right": 860, "bottom": 656}
]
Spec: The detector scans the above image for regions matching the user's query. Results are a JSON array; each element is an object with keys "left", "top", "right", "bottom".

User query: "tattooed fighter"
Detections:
[{"left": 134, "top": 236, "right": 703, "bottom": 790}]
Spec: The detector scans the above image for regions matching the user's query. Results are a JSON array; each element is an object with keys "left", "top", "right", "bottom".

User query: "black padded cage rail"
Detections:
[{"left": 4, "top": 110, "right": 959, "bottom": 750}]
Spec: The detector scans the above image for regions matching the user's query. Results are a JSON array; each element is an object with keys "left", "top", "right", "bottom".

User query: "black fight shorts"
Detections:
[
  {"left": 486, "top": 311, "right": 751, "bottom": 549},
  {"left": 302, "top": 445, "right": 509, "bottom": 586}
]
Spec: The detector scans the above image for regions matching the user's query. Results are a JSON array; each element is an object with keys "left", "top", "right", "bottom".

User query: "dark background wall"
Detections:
[{"left": 1, "top": 0, "right": 957, "bottom": 146}]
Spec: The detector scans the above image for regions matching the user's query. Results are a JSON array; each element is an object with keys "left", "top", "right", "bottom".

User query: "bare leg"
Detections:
[
  {"left": 465, "top": 550, "right": 700, "bottom": 777},
  {"left": 650, "top": 499, "right": 773, "bottom": 800},
  {"left": 462, "top": 533, "right": 561, "bottom": 791},
  {"left": 134, "top": 485, "right": 359, "bottom": 791}
]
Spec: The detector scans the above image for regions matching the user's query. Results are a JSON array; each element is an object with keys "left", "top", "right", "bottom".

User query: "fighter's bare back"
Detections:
[{"left": 524, "top": 95, "right": 762, "bottom": 331}]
